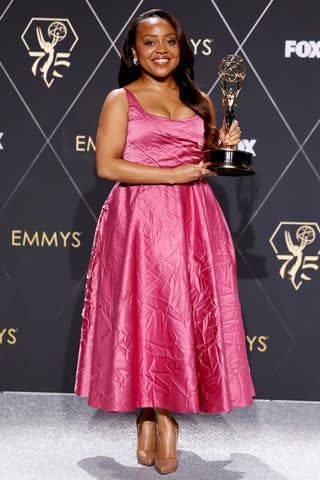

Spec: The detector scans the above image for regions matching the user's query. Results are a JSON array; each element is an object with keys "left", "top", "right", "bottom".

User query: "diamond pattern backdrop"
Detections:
[{"left": 0, "top": 0, "right": 319, "bottom": 400}]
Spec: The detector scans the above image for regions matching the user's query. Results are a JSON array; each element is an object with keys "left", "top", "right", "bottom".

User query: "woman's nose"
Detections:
[{"left": 155, "top": 43, "right": 168, "bottom": 53}]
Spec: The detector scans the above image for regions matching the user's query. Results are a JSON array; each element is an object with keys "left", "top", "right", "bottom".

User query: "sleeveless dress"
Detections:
[{"left": 74, "top": 87, "right": 256, "bottom": 413}]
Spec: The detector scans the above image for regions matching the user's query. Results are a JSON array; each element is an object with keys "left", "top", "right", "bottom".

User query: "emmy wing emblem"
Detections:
[{"left": 208, "top": 54, "right": 255, "bottom": 176}]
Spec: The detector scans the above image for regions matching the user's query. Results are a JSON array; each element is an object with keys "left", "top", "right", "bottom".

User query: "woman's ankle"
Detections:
[
  {"left": 155, "top": 408, "right": 171, "bottom": 415},
  {"left": 155, "top": 408, "right": 175, "bottom": 423}
]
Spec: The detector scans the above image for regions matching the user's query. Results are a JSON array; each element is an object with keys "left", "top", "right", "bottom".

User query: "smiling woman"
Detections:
[{"left": 74, "top": 7, "right": 254, "bottom": 476}]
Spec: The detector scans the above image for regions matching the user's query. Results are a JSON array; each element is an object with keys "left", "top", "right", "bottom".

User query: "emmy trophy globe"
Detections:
[{"left": 208, "top": 54, "right": 255, "bottom": 176}]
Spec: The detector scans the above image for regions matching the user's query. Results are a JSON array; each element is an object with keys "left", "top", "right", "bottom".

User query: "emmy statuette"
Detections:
[{"left": 208, "top": 54, "right": 255, "bottom": 176}]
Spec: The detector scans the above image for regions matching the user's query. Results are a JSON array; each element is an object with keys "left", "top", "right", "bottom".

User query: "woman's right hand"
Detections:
[{"left": 171, "top": 160, "right": 218, "bottom": 184}]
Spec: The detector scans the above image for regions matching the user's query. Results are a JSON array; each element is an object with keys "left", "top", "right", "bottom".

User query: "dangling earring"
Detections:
[{"left": 133, "top": 57, "right": 139, "bottom": 66}]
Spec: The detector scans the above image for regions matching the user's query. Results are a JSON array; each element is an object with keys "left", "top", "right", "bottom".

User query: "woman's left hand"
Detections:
[{"left": 219, "top": 117, "right": 241, "bottom": 148}]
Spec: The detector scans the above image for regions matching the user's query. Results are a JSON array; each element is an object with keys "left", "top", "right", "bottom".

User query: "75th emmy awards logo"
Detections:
[
  {"left": 269, "top": 222, "right": 320, "bottom": 290},
  {"left": 21, "top": 18, "right": 79, "bottom": 88}
]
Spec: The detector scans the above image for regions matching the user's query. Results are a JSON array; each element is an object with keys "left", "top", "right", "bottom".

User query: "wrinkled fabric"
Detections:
[{"left": 74, "top": 87, "right": 256, "bottom": 413}]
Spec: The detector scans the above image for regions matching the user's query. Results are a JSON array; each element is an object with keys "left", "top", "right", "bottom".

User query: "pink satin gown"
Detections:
[{"left": 74, "top": 86, "right": 256, "bottom": 413}]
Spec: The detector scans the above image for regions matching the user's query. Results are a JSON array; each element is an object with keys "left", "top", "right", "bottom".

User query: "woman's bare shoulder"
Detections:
[
  {"left": 98, "top": 87, "right": 130, "bottom": 122},
  {"left": 103, "top": 87, "right": 127, "bottom": 106}
]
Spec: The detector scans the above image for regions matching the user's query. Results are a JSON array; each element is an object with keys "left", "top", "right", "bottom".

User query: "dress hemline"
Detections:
[{"left": 75, "top": 391, "right": 255, "bottom": 414}]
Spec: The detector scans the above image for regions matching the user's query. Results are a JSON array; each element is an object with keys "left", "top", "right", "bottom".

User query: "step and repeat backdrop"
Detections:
[{"left": 0, "top": 0, "right": 319, "bottom": 400}]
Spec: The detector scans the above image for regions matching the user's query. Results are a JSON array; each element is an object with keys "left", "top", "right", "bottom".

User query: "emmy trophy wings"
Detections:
[
  {"left": 36, "top": 27, "right": 49, "bottom": 50},
  {"left": 219, "top": 54, "right": 246, "bottom": 110},
  {"left": 285, "top": 230, "right": 298, "bottom": 255},
  {"left": 218, "top": 54, "right": 246, "bottom": 83},
  {"left": 36, "top": 26, "right": 59, "bottom": 52}
]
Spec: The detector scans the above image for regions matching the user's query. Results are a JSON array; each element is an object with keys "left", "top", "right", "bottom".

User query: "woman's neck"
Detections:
[{"left": 136, "top": 73, "right": 179, "bottom": 93}]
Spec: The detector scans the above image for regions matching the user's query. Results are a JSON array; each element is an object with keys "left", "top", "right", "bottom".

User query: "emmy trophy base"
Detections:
[{"left": 208, "top": 148, "right": 255, "bottom": 176}]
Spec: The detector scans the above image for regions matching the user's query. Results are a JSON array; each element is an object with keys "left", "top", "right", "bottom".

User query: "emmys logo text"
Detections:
[
  {"left": 285, "top": 40, "right": 320, "bottom": 58},
  {"left": 269, "top": 222, "right": 320, "bottom": 290},
  {"left": 21, "top": 18, "right": 79, "bottom": 87},
  {"left": 76, "top": 135, "right": 96, "bottom": 152},
  {"left": 246, "top": 336, "right": 269, "bottom": 352},
  {"left": 0, "top": 328, "right": 18, "bottom": 345},
  {"left": 11, "top": 230, "right": 82, "bottom": 248},
  {"left": 190, "top": 38, "right": 213, "bottom": 56},
  {"left": 238, "top": 139, "right": 256, "bottom": 157}
]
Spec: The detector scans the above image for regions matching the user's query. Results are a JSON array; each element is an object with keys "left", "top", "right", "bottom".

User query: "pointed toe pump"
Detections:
[
  {"left": 154, "top": 414, "right": 179, "bottom": 475},
  {"left": 136, "top": 408, "right": 157, "bottom": 466}
]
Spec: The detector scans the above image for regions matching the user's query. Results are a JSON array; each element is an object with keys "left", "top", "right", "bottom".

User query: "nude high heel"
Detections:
[
  {"left": 154, "top": 413, "right": 179, "bottom": 474},
  {"left": 136, "top": 408, "right": 157, "bottom": 466}
]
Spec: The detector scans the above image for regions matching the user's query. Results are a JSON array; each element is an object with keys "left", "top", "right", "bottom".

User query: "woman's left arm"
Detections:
[{"left": 201, "top": 92, "right": 241, "bottom": 148}]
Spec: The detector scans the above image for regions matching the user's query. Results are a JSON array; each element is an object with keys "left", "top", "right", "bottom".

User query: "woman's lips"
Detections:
[{"left": 152, "top": 58, "right": 170, "bottom": 65}]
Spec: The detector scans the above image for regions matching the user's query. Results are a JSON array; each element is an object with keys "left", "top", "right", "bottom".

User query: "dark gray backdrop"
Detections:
[{"left": 0, "top": 0, "right": 319, "bottom": 400}]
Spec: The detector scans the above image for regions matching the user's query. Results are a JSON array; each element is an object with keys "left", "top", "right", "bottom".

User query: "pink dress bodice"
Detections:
[{"left": 122, "top": 86, "right": 206, "bottom": 169}]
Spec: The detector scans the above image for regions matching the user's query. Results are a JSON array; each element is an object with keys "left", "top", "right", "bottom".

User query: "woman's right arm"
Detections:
[
  {"left": 96, "top": 88, "right": 213, "bottom": 184},
  {"left": 96, "top": 89, "right": 176, "bottom": 185}
]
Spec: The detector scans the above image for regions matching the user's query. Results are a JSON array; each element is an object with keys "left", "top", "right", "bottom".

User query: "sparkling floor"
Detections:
[{"left": 1, "top": 392, "right": 319, "bottom": 479}]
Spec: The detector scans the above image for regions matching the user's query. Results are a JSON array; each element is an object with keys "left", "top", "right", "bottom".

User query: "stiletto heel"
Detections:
[
  {"left": 136, "top": 408, "right": 157, "bottom": 466},
  {"left": 154, "top": 414, "right": 179, "bottom": 474}
]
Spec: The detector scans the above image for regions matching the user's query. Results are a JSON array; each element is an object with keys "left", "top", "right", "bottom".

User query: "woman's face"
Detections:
[{"left": 131, "top": 17, "right": 180, "bottom": 79}]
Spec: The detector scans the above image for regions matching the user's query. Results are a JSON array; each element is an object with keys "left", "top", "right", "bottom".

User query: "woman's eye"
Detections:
[{"left": 144, "top": 39, "right": 177, "bottom": 46}]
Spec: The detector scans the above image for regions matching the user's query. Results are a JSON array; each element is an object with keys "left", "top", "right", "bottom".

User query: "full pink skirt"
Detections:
[{"left": 74, "top": 179, "right": 256, "bottom": 413}]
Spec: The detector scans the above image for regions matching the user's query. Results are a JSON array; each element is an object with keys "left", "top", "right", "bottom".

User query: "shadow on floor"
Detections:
[{"left": 78, "top": 451, "right": 289, "bottom": 480}]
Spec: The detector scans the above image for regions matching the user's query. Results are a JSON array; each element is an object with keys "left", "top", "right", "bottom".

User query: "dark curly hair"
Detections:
[{"left": 117, "top": 8, "right": 219, "bottom": 151}]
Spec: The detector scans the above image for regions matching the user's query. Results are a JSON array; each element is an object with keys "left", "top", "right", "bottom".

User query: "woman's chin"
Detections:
[{"left": 144, "top": 67, "right": 177, "bottom": 80}]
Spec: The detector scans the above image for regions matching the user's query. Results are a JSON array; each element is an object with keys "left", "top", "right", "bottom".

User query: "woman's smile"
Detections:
[{"left": 152, "top": 57, "right": 170, "bottom": 66}]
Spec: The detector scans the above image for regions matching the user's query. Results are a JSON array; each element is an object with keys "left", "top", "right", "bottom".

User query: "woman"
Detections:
[{"left": 74, "top": 8, "right": 255, "bottom": 475}]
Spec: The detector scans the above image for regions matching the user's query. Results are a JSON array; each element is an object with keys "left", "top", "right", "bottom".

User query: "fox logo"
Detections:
[{"left": 285, "top": 40, "right": 320, "bottom": 58}]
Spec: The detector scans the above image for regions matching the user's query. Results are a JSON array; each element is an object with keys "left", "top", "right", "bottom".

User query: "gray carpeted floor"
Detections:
[{"left": 1, "top": 392, "right": 319, "bottom": 479}]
